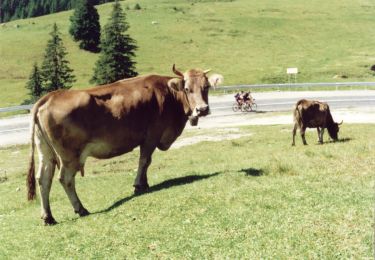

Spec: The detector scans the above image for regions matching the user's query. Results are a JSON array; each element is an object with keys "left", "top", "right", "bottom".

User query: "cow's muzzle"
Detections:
[
  {"left": 189, "top": 105, "right": 209, "bottom": 126},
  {"left": 193, "top": 105, "right": 210, "bottom": 117}
]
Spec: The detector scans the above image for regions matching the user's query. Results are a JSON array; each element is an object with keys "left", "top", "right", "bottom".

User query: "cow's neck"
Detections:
[
  {"left": 325, "top": 111, "right": 336, "bottom": 138},
  {"left": 172, "top": 90, "right": 192, "bottom": 118}
]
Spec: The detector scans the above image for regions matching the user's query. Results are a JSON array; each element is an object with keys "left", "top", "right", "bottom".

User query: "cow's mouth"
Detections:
[
  {"left": 198, "top": 108, "right": 210, "bottom": 117},
  {"left": 189, "top": 116, "right": 199, "bottom": 126},
  {"left": 191, "top": 106, "right": 209, "bottom": 117}
]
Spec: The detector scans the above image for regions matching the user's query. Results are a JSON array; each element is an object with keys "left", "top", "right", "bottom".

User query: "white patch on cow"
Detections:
[
  {"left": 192, "top": 107, "right": 199, "bottom": 117},
  {"left": 183, "top": 77, "right": 190, "bottom": 91},
  {"left": 131, "top": 90, "right": 142, "bottom": 102},
  {"left": 111, "top": 95, "right": 124, "bottom": 105}
]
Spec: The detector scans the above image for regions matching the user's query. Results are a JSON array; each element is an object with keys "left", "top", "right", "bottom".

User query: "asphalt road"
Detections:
[
  {"left": 1, "top": 90, "right": 374, "bottom": 146},
  {"left": 209, "top": 90, "right": 375, "bottom": 114}
]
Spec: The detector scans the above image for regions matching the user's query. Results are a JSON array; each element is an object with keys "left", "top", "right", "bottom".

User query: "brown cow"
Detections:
[
  {"left": 292, "top": 99, "right": 343, "bottom": 146},
  {"left": 27, "top": 65, "right": 222, "bottom": 225}
]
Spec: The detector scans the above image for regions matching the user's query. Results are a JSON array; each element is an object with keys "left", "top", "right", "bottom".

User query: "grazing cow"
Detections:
[
  {"left": 292, "top": 99, "right": 343, "bottom": 146},
  {"left": 27, "top": 65, "right": 222, "bottom": 225}
]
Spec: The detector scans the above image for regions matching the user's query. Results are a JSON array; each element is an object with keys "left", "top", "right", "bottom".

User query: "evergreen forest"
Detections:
[{"left": 0, "top": 0, "right": 114, "bottom": 23}]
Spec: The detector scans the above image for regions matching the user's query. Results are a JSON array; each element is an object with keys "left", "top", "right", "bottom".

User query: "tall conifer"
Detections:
[
  {"left": 69, "top": 0, "right": 101, "bottom": 52},
  {"left": 25, "top": 63, "right": 43, "bottom": 103},
  {"left": 41, "top": 23, "right": 76, "bottom": 92},
  {"left": 91, "top": 0, "right": 137, "bottom": 85}
]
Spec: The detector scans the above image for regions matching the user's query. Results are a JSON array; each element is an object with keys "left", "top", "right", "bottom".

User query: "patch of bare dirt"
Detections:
[{"left": 172, "top": 128, "right": 252, "bottom": 149}]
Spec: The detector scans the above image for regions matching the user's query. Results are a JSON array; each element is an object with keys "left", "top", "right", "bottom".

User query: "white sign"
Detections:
[{"left": 287, "top": 68, "right": 298, "bottom": 74}]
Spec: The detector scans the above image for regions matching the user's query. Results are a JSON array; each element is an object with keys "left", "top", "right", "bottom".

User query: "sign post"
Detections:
[{"left": 287, "top": 67, "right": 298, "bottom": 84}]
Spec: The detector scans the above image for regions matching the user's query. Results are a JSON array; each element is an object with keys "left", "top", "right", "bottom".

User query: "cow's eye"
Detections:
[{"left": 184, "top": 86, "right": 189, "bottom": 92}]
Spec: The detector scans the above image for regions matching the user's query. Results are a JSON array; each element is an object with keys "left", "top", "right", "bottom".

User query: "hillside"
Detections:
[{"left": 0, "top": 0, "right": 375, "bottom": 106}]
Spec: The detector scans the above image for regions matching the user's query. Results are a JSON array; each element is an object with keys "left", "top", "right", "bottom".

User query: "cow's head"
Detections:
[
  {"left": 169, "top": 64, "right": 223, "bottom": 126},
  {"left": 327, "top": 120, "right": 343, "bottom": 141}
]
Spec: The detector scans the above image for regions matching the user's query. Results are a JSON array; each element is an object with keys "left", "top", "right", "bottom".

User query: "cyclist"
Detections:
[
  {"left": 234, "top": 91, "right": 244, "bottom": 105},
  {"left": 242, "top": 91, "right": 251, "bottom": 104}
]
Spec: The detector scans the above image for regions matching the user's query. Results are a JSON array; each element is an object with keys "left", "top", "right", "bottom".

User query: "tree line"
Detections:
[
  {"left": 25, "top": 0, "right": 138, "bottom": 103},
  {"left": 0, "top": 0, "right": 114, "bottom": 23}
]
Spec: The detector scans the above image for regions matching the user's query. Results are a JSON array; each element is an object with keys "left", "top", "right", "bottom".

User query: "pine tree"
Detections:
[
  {"left": 69, "top": 0, "right": 101, "bottom": 52},
  {"left": 41, "top": 23, "right": 76, "bottom": 93},
  {"left": 91, "top": 0, "right": 137, "bottom": 85},
  {"left": 25, "top": 63, "right": 43, "bottom": 103}
]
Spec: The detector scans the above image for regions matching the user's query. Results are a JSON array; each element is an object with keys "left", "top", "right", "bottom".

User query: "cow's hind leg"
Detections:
[
  {"left": 134, "top": 143, "right": 156, "bottom": 194},
  {"left": 36, "top": 157, "right": 57, "bottom": 225},
  {"left": 35, "top": 134, "right": 57, "bottom": 225},
  {"left": 300, "top": 125, "right": 308, "bottom": 145},
  {"left": 59, "top": 164, "right": 89, "bottom": 217},
  {"left": 292, "top": 123, "right": 298, "bottom": 146}
]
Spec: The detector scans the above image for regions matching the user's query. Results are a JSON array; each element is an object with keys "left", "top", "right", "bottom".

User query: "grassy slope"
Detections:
[
  {"left": 0, "top": 124, "right": 373, "bottom": 258},
  {"left": 0, "top": 0, "right": 375, "bottom": 106}
]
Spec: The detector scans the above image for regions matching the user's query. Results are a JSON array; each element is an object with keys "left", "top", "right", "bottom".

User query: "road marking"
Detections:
[
  {"left": 212, "top": 98, "right": 375, "bottom": 109},
  {"left": 0, "top": 127, "right": 29, "bottom": 134}
]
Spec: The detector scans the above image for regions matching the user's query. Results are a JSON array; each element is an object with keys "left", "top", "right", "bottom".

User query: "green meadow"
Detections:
[
  {"left": 1, "top": 0, "right": 375, "bottom": 107},
  {"left": 0, "top": 124, "right": 373, "bottom": 258}
]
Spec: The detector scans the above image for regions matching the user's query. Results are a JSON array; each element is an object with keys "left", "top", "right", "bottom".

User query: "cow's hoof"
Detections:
[
  {"left": 76, "top": 208, "right": 90, "bottom": 217},
  {"left": 134, "top": 184, "right": 149, "bottom": 195},
  {"left": 42, "top": 215, "right": 57, "bottom": 226}
]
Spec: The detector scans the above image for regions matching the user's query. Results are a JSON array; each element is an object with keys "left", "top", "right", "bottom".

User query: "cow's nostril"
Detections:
[
  {"left": 199, "top": 105, "right": 208, "bottom": 112},
  {"left": 197, "top": 105, "right": 209, "bottom": 116}
]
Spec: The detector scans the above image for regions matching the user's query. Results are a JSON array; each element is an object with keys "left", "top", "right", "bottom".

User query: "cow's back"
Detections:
[
  {"left": 294, "top": 99, "right": 328, "bottom": 128},
  {"left": 36, "top": 75, "right": 174, "bottom": 161}
]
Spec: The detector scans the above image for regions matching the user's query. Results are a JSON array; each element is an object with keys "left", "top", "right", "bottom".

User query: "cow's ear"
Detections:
[
  {"left": 208, "top": 74, "right": 224, "bottom": 90},
  {"left": 168, "top": 78, "right": 184, "bottom": 91}
]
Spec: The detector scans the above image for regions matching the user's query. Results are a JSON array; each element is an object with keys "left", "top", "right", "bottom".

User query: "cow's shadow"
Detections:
[
  {"left": 336, "top": 137, "right": 352, "bottom": 143},
  {"left": 325, "top": 137, "right": 353, "bottom": 144},
  {"left": 94, "top": 171, "right": 221, "bottom": 214},
  {"left": 238, "top": 168, "right": 264, "bottom": 176}
]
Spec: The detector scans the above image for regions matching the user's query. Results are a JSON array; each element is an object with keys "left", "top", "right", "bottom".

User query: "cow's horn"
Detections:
[
  {"left": 204, "top": 69, "right": 211, "bottom": 74},
  {"left": 172, "top": 64, "right": 184, "bottom": 78},
  {"left": 338, "top": 120, "right": 343, "bottom": 125}
]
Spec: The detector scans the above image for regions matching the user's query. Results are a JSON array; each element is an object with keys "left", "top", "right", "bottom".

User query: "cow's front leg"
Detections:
[
  {"left": 317, "top": 127, "right": 324, "bottom": 144},
  {"left": 317, "top": 127, "right": 322, "bottom": 144},
  {"left": 134, "top": 144, "right": 156, "bottom": 194}
]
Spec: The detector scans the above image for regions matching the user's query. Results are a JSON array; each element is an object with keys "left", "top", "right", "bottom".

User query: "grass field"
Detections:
[
  {"left": 0, "top": 124, "right": 373, "bottom": 258},
  {"left": 1, "top": 0, "right": 375, "bottom": 107}
]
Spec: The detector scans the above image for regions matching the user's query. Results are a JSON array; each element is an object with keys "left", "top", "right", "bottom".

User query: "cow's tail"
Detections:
[
  {"left": 293, "top": 100, "right": 304, "bottom": 125},
  {"left": 27, "top": 105, "right": 38, "bottom": 201},
  {"left": 27, "top": 95, "right": 54, "bottom": 200}
]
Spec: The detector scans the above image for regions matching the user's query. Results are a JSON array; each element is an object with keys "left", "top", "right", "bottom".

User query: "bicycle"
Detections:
[
  {"left": 232, "top": 101, "right": 242, "bottom": 112},
  {"left": 241, "top": 99, "right": 257, "bottom": 112}
]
